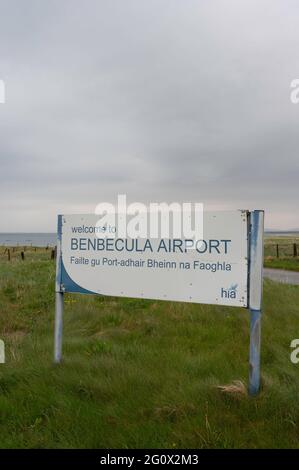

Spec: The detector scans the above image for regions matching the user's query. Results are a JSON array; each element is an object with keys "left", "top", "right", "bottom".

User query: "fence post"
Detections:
[
  {"left": 293, "top": 243, "right": 297, "bottom": 258},
  {"left": 276, "top": 244, "right": 279, "bottom": 258}
]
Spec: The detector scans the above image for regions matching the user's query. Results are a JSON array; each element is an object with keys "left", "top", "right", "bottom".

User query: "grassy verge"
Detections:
[
  {"left": 1, "top": 250, "right": 299, "bottom": 448},
  {"left": 264, "top": 258, "right": 299, "bottom": 272}
]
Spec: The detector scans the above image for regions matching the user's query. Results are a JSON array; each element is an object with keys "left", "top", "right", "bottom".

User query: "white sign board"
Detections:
[{"left": 58, "top": 211, "right": 248, "bottom": 307}]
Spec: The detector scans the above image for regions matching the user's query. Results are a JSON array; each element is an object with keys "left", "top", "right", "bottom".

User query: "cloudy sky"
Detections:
[{"left": 0, "top": 0, "right": 298, "bottom": 231}]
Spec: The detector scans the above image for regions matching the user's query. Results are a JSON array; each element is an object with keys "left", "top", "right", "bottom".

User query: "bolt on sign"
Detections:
[{"left": 54, "top": 210, "right": 264, "bottom": 396}]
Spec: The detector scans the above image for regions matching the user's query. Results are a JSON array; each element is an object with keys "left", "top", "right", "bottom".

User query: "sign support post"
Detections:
[
  {"left": 54, "top": 215, "right": 64, "bottom": 364},
  {"left": 54, "top": 292, "right": 64, "bottom": 363},
  {"left": 248, "top": 210, "right": 264, "bottom": 395}
]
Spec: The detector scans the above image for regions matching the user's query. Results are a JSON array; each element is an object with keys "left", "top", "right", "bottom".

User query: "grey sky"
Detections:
[{"left": 0, "top": 0, "right": 298, "bottom": 231}]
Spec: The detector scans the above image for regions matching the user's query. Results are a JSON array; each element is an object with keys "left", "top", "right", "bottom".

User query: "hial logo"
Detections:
[{"left": 221, "top": 284, "right": 238, "bottom": 299}]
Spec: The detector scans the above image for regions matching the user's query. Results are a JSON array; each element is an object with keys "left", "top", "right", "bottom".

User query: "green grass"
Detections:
[
  {"left": 264, "top": 258, "right": 299, "bottom": 272},
  {"left": 1, "top": 249, "right": 299, "bottom": 448}
]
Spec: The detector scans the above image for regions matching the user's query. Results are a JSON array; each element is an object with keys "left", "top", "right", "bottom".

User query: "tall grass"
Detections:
[{"left": 1, "top": 250, "right": 299, "bottom": 448}]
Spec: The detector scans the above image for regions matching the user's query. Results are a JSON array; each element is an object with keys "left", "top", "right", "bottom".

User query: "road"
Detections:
[{"left": 263, "top": 268, "right": 299, "bottom": 285}]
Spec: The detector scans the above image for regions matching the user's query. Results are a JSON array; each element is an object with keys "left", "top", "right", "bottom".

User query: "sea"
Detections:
[{"left": 0, "top": 233, "right": 56, "bottom": 247}]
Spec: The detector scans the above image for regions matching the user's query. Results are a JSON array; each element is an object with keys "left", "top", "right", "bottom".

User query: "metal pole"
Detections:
[
  {"left": 54, "top": 215, "right": 64, "bottom": 363},
  {"left": 54, "top": 292, "right": 64, "bottom": 363},
  {"left": 249, "top": 309, "right": 261, "bottom": 395},
  {"left": 248, "top": 210, "right": 264, "bottom": 396}
]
